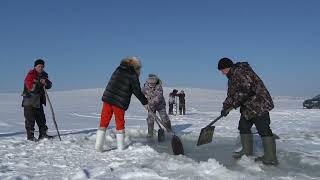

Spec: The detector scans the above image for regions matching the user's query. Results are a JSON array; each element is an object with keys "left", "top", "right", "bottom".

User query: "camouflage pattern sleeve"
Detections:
[
  {"left": 224, "top": 62, "right": 274, "bottom": 120},
  {"left": 153, "top": 85, "right": 164, "bottom": 104},
  {"left": 223, "top": 75, "right": 247, "bottom": 110}
]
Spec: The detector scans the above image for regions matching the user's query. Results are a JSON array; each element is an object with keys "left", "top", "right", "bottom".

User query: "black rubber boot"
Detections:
[
  {"left": 38, "top": 131, "right": 54, "bottom": 140},
  {"left": 255, "top": 136, "right": 279, "bottom": 165},
  {"left": 147, "top": 124, "right": 154, "bottom": 138},
  {"left": 233, "top": 134, "right": 253, "bottom": 159},
  {"left": 27, "top": 131, "right": 38, "bottom": 142}
]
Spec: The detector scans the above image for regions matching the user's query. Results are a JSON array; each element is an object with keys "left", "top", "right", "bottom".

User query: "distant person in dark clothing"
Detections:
[
  {"left": 22, "top": 59, "right": 53, "bottom": 141},
  {"left": 168, "top": 89, "right": 178, "bottom": 115},
  {"left": 177, "top": 90, "right": 186, "bottom": 115}
]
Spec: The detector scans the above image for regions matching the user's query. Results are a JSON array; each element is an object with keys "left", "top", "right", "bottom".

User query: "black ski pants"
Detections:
[
  {"left": 168, "top": 103, "right": 174, "bottom": 114},
  {"left": 24, "top": 106, "right": 48, "bottom": 137},
  {"left": 179, "top": 103, "right": 185, "bottom": 115}
]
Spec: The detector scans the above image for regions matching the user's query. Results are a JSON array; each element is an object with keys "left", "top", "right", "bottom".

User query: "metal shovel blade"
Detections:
[
  {"left": 197, "top": 126, "right": 215, "bottom": 146},
  {"left": 171, "top": 134, "right": 184, "bottom": 155},
  {"left": 158, "top": 128, "right": 165, "bottom": 142}
]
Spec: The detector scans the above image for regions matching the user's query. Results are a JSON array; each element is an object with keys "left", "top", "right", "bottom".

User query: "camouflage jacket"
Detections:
[
  {"left": 223, "top": 62, "right": 274, "bottom": 120},
  {"left": 142, "top": 76, "right": 166, "bottom": 112}
]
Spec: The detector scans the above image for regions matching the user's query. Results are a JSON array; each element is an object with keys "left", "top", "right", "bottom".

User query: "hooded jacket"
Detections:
[
  {"left": 142, "top": 74, "right": 166, "bottom": 112},
  {"left": 102, "top": 58, "right": 148, "bottom": 110},
  {"left": 223, "top": 62, "right": 274, "bottom": 120}
]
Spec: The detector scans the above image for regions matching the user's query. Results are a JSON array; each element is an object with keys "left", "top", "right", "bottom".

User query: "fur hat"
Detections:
[
  {"left": 218, "top": 57, "right": 234, "bottom": 70},
  {"left": 121, "top": 56, "right": 142, "bottom": 75}
]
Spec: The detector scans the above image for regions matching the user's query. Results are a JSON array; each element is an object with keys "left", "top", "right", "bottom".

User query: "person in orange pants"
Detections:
[
  {"left": 95, "top": 57, "right": 149, "bottom": 152},
  {"left": 100, "top": 103, "right": 126, "bottom": 131}
]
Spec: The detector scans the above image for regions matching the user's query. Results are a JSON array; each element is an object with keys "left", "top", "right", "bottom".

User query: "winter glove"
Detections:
[
  {"left": 40, "top": 79, "right": 47, "bottom": 86},
  {"left": 220, "top": 109, "right": 229, "bottom": 117}
]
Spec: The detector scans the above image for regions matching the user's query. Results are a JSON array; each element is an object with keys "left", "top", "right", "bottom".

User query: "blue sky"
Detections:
[{"left": 0, "top": 0, "right": 319, "bottom": 96}]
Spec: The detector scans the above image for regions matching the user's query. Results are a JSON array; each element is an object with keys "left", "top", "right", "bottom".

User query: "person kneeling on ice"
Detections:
[
  {"left": 218, "top": 57, "right": 278, "bottom": 165},
  {"left": 22, "top": 59, "right": 53, "bottom": 141},
  {"left": 142, "top": 74, "right": 172, "bottom": 138},
  {"left": 95, "top": 57, "right": 149, "bottom": 151}
]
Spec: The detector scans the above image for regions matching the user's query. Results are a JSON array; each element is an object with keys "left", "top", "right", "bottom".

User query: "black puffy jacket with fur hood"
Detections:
[{"left": 102, "top": 58, "right": 148, "bottom": 110}]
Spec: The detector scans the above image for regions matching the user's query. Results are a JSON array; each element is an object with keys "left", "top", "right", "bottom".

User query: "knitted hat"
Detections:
[
  {"left": 147, "top": 74, "right": 159, "bottom": 85},
  {"left": 34, "top": 59, "right": 45, "bottom": 67},
  {"left": 218, "top": 57, "right": 233, "bottom": 70}
]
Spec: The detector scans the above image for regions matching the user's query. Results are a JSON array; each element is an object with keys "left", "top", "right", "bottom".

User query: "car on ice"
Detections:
[{"left": 303, "top": 95, "right": 320, "bottom": 109}]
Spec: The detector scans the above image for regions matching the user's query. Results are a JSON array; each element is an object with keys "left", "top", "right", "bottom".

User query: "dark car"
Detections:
[{"left": 303, "top": 95, "right": 320, "bottom": 109}]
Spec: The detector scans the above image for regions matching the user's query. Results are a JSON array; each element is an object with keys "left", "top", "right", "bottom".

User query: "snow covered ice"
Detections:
[{"left": 1, "top": 88, "right": 320, "bottom": 180}]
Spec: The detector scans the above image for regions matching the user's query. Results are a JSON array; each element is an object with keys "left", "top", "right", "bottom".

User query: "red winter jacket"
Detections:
[{"left": 22, "top": 69, "right": 52, "bottom": 108}]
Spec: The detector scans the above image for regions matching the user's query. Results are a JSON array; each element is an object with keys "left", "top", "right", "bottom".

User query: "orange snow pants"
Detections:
[{"left": 99, "top": 102, "right": 125, "bottom": 131}]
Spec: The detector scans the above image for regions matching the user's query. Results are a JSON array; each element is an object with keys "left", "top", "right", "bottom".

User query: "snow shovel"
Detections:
[
  {"left": 150, "top": 112, "right": 184, "bottom": 155},
  {"left": 196, "top": 115, "right": 223, "bottom": 146},
  {"left": 152, "top": 112, "right": 165, "bottom": 142},
  {"left": 197, "top": 108, "right": 233, "bottom": 146},
  {"left": 43, "top": 87, "right": 62, "bottom": 141}
]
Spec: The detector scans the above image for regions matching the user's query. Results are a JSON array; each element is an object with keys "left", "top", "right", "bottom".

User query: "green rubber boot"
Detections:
[
  {"left": 233, "top": 134, "right": 253, "bottom": 159},
  {"left": 255, "top": 136, "right": 279, "bottom": 165}
]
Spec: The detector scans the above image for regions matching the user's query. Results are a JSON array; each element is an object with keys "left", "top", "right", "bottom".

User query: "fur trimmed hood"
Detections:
[
  {"left": 121, "top": 57, "right": 141, "bottom": 69},
  {"left": 120, "top": 56, "right": 142, "bottom": 75}
]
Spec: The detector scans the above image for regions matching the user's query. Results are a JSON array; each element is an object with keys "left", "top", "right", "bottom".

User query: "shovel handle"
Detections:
[
  {"left": 150, "top": 112, "right": 163, "bottom": 129},
  {"left": 206, "top": 115, "right": 223, "bottom": 127},
  {"left": 206, "top": 108, "right": 233, "bottom": 127},
  {"left": 43, "top": 87, "right": 62, "bottom": 141},
  {"left": 149, "top": 111, "right": 173, "bottom": 133}
]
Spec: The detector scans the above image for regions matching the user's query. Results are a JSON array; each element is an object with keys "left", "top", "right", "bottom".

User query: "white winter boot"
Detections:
[
  {"left": 116, "top": 131, "right": 125, "bottom": 150},
  {"left": 95, "top": 128, "right": 106, "bottom": 152}
]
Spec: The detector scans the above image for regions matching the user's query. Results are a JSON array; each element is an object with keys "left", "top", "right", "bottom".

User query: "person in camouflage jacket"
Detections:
[
  {"left": 222, "top": 62, "right": 274, "bottom": 121},
  {"left": 218, "top": 57, "right": 278, "bottom": 165},
  {"left": 142, "top": 74, "right": 172, "bottom": 137}
]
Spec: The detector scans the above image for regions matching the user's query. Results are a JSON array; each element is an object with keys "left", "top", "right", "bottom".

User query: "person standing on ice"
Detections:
[
  {"left": 168, "top": 89, "right": 178, "bottom": 115},
  {"left": 22, "top": 59, "right": 53, "bottom": 141},
  {"left": 177, "top": 90, "right": 186, "bottom": 115},
  {"left": 218, "top": 57, "right": 278, "bottom": 165},
  {"left": 95, "top": 57, "right": 149, "bottom": 151},
  {"left": 142, "top": 74, "right": 172, "bottom": 138}
]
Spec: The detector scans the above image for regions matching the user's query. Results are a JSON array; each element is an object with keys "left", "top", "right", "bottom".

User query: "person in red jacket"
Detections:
[{"left": 22, "top": 59, "right": 53, "bottom": 141}]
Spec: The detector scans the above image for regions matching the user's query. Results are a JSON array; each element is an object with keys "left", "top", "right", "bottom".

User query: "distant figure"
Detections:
[
  {"left": 168, "top": 89, "right": 178, "bottom": 115},
  {"left": 177, "top": 90, "right": 186, "bottom": 115},
  {"left": 142, "top": 74, "right": 172, "bottom": 137},
  {"left": 218, "top": 57, "right": 278, "bottom": 165},
  {"left": 22, "top": 59, "right": 53, "bottom": 141},
  {"left": 95, "top": 57, "right": 149, "bottom": 151}
]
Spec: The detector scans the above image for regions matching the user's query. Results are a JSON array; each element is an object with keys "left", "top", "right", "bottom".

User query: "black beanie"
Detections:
[
  {"left": 34, "top": 59, "right": 45, "bottom": 67},
  {"left": 218, "top": 57, "right": 233, "bottom": 70}
]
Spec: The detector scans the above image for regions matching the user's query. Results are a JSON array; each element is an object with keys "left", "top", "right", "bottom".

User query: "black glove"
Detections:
[{"left": 220, "top": 109, "right": 229, "bottom": 117}]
